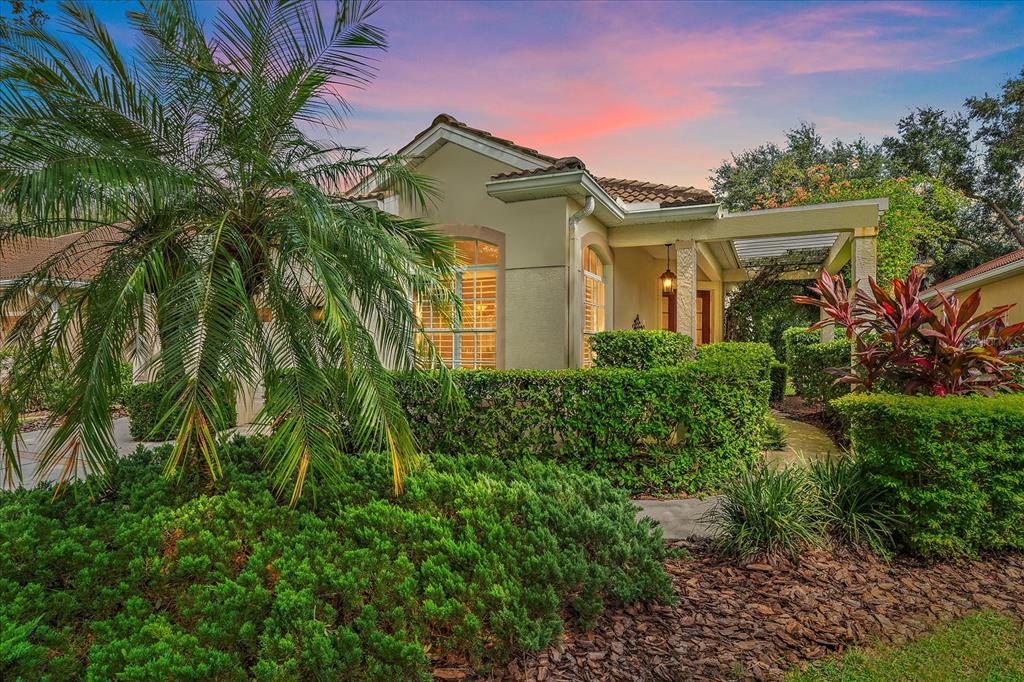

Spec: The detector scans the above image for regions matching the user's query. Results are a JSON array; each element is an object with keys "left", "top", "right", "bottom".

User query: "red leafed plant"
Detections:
[{"left": 793, "top": 266, "right": 1024, "bottom": 396}]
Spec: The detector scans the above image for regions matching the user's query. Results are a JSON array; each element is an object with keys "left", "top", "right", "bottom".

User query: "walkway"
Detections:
[{"left": 635, "top": 411, "right": 838, "bottom": 539}]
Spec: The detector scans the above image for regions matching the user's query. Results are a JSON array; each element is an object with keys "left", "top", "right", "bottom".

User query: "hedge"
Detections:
[
  {"left": 123, "top": 381, "right": 237, "bottom": 441},
  {"left": 395, "top": 342, "right": 774, "bottom": 495},
  {"left": 769, "top": 361, "right": 787, "bottom": 403},
  {"left": 589, "top": 330, "right": 693, "bottom": 369},
  {"left": 834, "top": 393, "right": 1024, "bottom": 558},
  {"left": 783, "top": 327, "right": 851, "bottom": 407},
  {"left": 0, "top": 438, "right": 671, "bottom": 680}
]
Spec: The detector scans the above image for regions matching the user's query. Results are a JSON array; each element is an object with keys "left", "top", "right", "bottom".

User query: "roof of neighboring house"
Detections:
[
  {"left": 369, "top": 113, "right": 716, "bottom": 208},
  {"left": 925, "top": 247, "right": 1024, "bottom": 294},
  {"left": 0, "top": 228, "right": 120, "bottom": 283}
]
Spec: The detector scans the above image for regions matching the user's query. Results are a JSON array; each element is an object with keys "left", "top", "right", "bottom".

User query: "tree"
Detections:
[
  {"left": 0, "top": 0, "right": 46, "bottom": 30},
  {"left": 0, "top": 0, "right": 458, "bottom": 502},
  {"left": 724, "top": 265, "right": 816, "bottom": 359}
]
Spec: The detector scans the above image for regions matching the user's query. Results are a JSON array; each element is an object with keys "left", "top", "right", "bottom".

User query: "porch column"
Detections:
[
  {"left": 819, "top": 307, "right": 835, "bottom": 341},
  {"left": 675, "top": 240, "right": 697, "bottom": 340},
  {"left": 850, "top": 226, "right": 878, "bottom": 297}
]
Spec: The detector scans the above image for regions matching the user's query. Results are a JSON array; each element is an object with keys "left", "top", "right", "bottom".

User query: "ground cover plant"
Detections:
[
  {"left": 789, "top": 610, "right": 1024, "bottom": 682},
  {"left": 0, "top": 438, "right": 671, "bottom": 680},
  {"left": 395, "top": 342, "right": 775, "bottom": 495}
]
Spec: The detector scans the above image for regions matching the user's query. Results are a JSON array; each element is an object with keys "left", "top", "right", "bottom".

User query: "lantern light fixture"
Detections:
[{"left": 659, "top": 243, "right": 676, "bottom": 295}]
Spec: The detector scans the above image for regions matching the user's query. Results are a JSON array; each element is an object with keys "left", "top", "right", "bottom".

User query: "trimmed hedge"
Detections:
[
  {"left": 770, "top": 361, "right": 787, "bottom": 403},
  {"left": 123, "top": 381, "right": 237, "bottom": 441},
  {"left": 834, "top": 393, "right": 1024, "bottom": 557},
  {"left": 396, "top": 342, "right": 774, "bottom": 495},
  {"left": 589, "top": 330, "right": 693, "bottom": 369},
  {"left": 0, "top": 438, "right": 671, "bottom": 680},
  {"left": 783, "top": 327, "right": 851, "bottom": 407}
]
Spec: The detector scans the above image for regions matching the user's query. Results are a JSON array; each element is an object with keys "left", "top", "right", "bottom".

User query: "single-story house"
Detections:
[
  {"left": 348, "top": 114, "right": 887, "bottom": 368},
  {"left": 924, "top": 248, "right": 1024, "bottom": 325}
]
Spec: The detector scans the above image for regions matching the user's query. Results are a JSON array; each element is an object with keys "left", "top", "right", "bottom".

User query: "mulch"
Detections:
[
  {"left": 438, "top": 543, "right": 1024, "bottom": 681},
  {"left": 18, "top": 407, "right": 127, "bottom": 433}
]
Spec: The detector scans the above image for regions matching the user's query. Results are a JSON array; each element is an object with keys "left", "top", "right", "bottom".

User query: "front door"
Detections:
[{"left": 661, "top": 290, "right": 712, "bottom": 344}]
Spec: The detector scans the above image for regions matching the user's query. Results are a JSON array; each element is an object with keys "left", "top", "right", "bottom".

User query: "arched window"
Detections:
[
  {"left": 416, "top": 238, "right": 499, "bottom": 368},
  {"left": 582, "top": 246, "right": 606, "bottom": 367}
]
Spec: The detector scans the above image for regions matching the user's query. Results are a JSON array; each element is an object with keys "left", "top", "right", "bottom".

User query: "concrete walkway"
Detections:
[{"left": 635, "top": 411, "right": 838, "bottom": 539}]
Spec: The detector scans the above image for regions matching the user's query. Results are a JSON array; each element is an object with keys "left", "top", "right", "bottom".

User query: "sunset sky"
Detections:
[{"left": 60, "top": 0, "right": 1024, "bottom": 188}]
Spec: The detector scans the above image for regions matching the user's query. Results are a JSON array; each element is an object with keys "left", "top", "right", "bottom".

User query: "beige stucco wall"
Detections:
[
  {"left": 398, "top": 142, "right": 571, "bottom": 369},
  {"left": 953, "top": 271, "right": 1024, "bottom": 326}
]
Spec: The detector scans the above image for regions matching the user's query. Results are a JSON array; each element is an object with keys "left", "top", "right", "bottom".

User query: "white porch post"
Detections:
[
  {"left": 819, "top": 307, "right": 835, "bottom": 341},
  {"left": 850, "top": 227, "right": 878, "bottom": 297},
  {"left": 675, "top": 240, "right": 697, "bottom": 340}
]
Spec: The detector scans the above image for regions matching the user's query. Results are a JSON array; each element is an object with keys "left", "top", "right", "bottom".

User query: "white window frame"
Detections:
[{"left": 582, "top": 247, "right": 606, "bottom": 367}]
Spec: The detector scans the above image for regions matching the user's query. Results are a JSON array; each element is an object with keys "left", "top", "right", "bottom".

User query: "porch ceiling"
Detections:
[{"left": 732, "top": 233, "right": 839, "bottom": 272}]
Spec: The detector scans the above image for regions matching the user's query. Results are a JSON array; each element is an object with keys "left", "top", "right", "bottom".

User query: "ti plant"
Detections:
[{"left": 793, "top": 267, "right": 1024, "bottom": 396}]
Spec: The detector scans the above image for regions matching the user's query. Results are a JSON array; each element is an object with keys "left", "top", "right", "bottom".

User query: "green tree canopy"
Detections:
[{"left": 0, "top": 0, "right": 458, "bottom": 502}]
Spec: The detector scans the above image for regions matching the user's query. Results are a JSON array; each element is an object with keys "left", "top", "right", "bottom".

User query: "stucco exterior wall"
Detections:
[
  {"left": 955, "top": 271, "right": 1024, "bottom": 326},
  {"left": 397, "top": 142, "right": 571, "bottom": 368}
]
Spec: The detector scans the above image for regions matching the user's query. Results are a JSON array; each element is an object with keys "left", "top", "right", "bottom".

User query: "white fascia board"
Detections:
[
  {"left": 619, "top": 202, "right": 721, "bottom": 225},
  {"left": 724, "top": 197, "right": 890, "bottom": 219},
  {"left": 349, "top": 123, "right": 550, "bottom": 197},
  {"left": 922, "top": 259, "right": 1024, "bottom": 300}
]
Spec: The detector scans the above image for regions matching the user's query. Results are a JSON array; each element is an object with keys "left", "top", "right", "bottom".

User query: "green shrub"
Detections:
[
  {"left": 808, "top": 455, "right": 898, "bottom": 556},
  {"left": 395, "top": 343, "right": 772, "bottom": 495},
  {"left": 0, "top": 438, "right": 671, "bottom": 680},
  {"left": 769, "top": 361, "right": 787, "bottom": 403},
  {"left": 834, "top": 393, "right": 1024, "bottom": 557},
  {"left": 589, "top": 330, "right": 693, "bottom": 369},
  {"left": 762, "top": 417, "right": 787, "bottom": 450},
  {"left": 123, "top": 381, "right": 237, "bottom": 440},
  {"left": 783, "top": 327, "right": 851, "bottom": 407},
  {"left": 704, "top": 465, "right": 823, "bottom": 561}
]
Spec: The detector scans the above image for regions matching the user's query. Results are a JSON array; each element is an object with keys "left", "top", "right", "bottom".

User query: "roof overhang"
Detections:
[
  {"left": 485, "top": 170, "right": 721, "bottom": 226},
  {"left": 922, "top": 257, "right": 1024, "bottom": 300}
]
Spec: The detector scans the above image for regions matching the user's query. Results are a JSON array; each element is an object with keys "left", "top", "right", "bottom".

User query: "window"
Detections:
[
  {"left": 582, "top": 246, "right": 606, "bottom": 367},
  {"left": 416, "top": 238, "right": 499, "bottom": 368}
]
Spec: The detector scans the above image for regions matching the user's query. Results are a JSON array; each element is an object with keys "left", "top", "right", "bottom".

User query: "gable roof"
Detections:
[
  {"left": 1, "top": 227, "right": 121, "bottom": 283},
  {"left": 354, "top": 113, "right": 715, "bottom": 208},
  {"left": 925, "top": 248, "right": 1024, "bottom": 294}
]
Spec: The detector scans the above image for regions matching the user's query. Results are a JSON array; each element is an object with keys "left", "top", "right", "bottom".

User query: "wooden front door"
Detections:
[{"left": 696, "top": 290, "right": 711, "bottom": 345}]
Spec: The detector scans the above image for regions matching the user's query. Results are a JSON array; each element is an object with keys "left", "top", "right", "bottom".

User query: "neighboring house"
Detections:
[
  {"left": 924, "top": 248, "right": 1024, "bottom": 325},
  {"left": 348, "top": 114, "right": 888, "bottom": 368}
]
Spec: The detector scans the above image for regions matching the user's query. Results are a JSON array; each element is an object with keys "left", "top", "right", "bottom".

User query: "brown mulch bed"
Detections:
[
  {"left": 457, "top": 543, "right": 1024, "bottom": 682},
  {"left": 18, "top": 407, "right": 128, "bottom": 433}
]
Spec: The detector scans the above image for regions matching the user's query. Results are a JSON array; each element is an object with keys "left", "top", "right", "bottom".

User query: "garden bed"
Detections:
[{"left": 479, "top": 543, "right": 1024, "bottom": 681}]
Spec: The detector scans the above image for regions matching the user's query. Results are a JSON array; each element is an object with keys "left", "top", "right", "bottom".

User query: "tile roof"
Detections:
[
  {"left": 0, "top": 227, "right": 121, "bottom": 283},
  {"left": 390, "top": 114, "right": 716, "bottom": 208},
  {"left": 926, "top": 248, "right": 1024, "bottom": 293}
]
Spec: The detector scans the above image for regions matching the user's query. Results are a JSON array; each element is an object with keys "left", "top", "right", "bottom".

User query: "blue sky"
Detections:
[{"left": 25, "top": 0, "right": 1024, "bottom": 187}]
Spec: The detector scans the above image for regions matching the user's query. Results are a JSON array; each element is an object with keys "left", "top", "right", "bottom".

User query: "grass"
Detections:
[{"left": 788, "top": 611, "right": 1024, "bottom": 681}]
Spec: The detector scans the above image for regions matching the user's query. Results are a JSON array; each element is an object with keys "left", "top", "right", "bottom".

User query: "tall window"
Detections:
[
  {"left": 416, "top": 238, "right": 499, "bottom": 368},
  {"left": 582, "top": 246, "right": 606, "bottom": 367}
]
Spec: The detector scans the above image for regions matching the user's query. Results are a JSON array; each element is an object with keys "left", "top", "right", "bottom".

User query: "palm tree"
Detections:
[{"left": 0, "top": 0, "right": 459, "bottom": 502}]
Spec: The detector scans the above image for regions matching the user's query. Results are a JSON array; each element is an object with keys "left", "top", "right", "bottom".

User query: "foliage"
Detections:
[
  {"left": 724, "top": 266, "right": 817, "bottom": 359},
  {"left": 123, "top": 381, "right": 237, "bottom": 441},
  {"left": 0, "top": 438, "right": 672, "bottom": 680},
  {"left": 795, "top": 267, "right": 1024, "bottom": 395},
  {"left": 789, "top": 610, "right": 1024, "bottom": 682},
  {"left": 762, "top": 417, "right": 787, "bottom": 450},
  {"left": 0, "top": 0, "right": 458, "bottom": 501},
  {"left": 769, "top": 361, "right": 788, "bottom": 403},
  {"left": 704, "top": 465, "right": 823, "bottom": 561},
  {"left": 808, "top": 455, "right": 898, "bottom": 557},
  {"left": 395, "top": 343, "right": 774, "bottom": 495},
  {"left": 589, "top": 330, "right": 693, "bottom": 369},
  {"left": 0, "top": 0, "right": 46, "bottom": 30},
  {"left": 834, "top": 392, "right": 1024, "bottom": 557},
  {"left": 783, "top": 327, "right": 852, "bottom": 407}
]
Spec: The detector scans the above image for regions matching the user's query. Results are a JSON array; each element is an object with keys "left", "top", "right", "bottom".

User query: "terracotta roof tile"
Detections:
[
  {"left": 417, "top": 113, "right": 558, "bottom": 164},
  {"left": 926, "top": 248, "right": 1024, "bottom": 293},
  {"left": 1, "top": 227, "right": 121, "bottom": 282}
]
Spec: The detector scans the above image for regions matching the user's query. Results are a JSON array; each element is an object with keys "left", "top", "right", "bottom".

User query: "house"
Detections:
[
  {"left": 348, "top": 114, "right": 888, "bottom": 368},
  {"left": 923, "top": 249, "right": 1024, "bottom": 325}
]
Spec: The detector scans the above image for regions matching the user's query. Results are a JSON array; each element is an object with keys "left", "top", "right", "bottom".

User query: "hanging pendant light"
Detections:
[{"left": 659, "top": 243, "right": 676, "bottom": 295}]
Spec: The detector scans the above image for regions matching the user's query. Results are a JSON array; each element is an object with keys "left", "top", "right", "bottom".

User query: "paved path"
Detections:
[{"left": 635, "top": 411, "right": 838, "bottom": 539}]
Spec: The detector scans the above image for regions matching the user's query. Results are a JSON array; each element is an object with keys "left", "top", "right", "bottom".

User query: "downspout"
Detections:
[{"left": 567, "top": 196, "right": 596, "bottom": 368}]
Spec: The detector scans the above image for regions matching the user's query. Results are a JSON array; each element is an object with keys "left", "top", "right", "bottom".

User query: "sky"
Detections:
[{"left": 38, "top": 0, "right": 1024, "bottom": 189}]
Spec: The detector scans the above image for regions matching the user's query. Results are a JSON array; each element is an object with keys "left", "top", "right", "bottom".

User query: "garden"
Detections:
[{"left": 2, "top": 1, "right": 1024, "bottom": 681}]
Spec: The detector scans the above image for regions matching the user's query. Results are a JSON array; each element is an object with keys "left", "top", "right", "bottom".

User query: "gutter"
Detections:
[{"left": 567, "top": 196, "right": 596, "bottom": 368}]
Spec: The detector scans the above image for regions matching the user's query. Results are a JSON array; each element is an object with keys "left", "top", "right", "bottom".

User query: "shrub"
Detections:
[
  {"left": 589, "top": 330, "right": 693, "bottom": 369},
  {"left": 0, "top": 438, "right": 671, "bottom": 680},
  {"left": 762, "top": 417, "right": 787, "bottom": 450},
  {"left": 704, "top": 465, "right": 823, "bottom": 561},
  {"left": 808, "top": 455, "right": 898, "bottom": 556},
  {"left": 795, "top": 267, "right": 1024, "bottom": 395},
  {"left": 395, "top": 343, "right": 773, "bottom": 495},
  {"left": 769, "top": 361, "right": 787, "bottom": 403},
  {"left": 834, "top": 393, "right": 1024, "bottom": 557},
  {"left": 123, "top": 381, "right": 238, "bottom": 440},
  {"left": 784, "top": 327, "right": 852, "bottom": 407}
]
